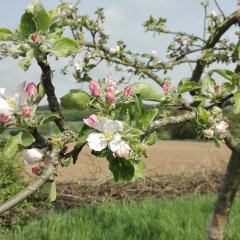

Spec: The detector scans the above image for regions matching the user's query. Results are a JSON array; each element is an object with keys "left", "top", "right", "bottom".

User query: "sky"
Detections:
[{"left": 0, "top": 0, "right": 237, "bottom": 104}]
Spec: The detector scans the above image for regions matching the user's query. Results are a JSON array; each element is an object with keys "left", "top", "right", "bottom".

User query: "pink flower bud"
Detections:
[
  {"left": 32, "top": 167, "right": 41, "bottom": 175},
  {"left": 83, "top": 114, "right": 99, "bottom": 128},
  {"left": 203, "top": 129, "right": 214, "bottom": 139},
  {"left": 106, "top": 90, "right": 116, "bottom": 103},
  {"left": 26, "top": 82, "right": 38, "bottom": 96},
  {"left": 123, "top": 85, "right": 132, "bottom": 97},
  {"left": 214, "top": 85, "right": 219, "bottom": 92},
  {"left": 89, "top": 80, "right": 100, "bottom": 97},
  {"left": 31, "top": 33, "right": 40, "bottom": 43},
  {"left": 163, "top": 83, "right": 170, "bottom": 91},
  {"left": 0, "top": 114, "right": 12, "bottom": 123},
  {"left": 215, "top": 121, "right": 229, "bottom": 134},
  {"left": 114, "top": 141, "right": 131, "bottom": 158},
  {"left": 22, "top": 106, "right": 32, "bottom": 118}
]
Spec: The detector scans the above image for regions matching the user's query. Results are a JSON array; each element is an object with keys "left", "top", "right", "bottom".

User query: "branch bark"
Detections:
[
  {"left": 0, "top": 164, "right": 56, "bottom": 215},
  {"left": 37, "top": 59, "right": 70, "bottom": 132},
  {"left": 208, "top": 145, "right": 240, "bottom": 240}
]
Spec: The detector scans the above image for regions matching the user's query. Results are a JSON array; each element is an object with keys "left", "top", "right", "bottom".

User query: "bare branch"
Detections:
[{"left": 213, "top": 0, "right": 226, "bottom": 19}]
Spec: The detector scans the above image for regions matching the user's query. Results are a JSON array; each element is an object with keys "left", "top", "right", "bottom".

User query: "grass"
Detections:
[{"left": 2, "top": 195, "right": 240, "bottom": 240}]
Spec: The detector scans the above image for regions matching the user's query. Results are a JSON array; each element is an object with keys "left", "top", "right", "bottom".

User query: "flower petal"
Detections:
[{"left": 87, "top": 133, "right": 108, "bottom": 151}]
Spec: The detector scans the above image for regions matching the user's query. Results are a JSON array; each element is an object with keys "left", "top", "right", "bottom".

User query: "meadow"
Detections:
[{"left": 2, "top": 195, "right": 240, "bottom": 240}]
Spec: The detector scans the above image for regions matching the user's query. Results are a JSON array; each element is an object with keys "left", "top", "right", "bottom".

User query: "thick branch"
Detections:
[
  {"left": 0, "top": 164, "right": 56, "bottom": 215},
  {"left": 37, "top": 59, "right": 70, "bottom": 132},
  {"left": 208, "top": 146, "right": 240, "bottom": 240}
]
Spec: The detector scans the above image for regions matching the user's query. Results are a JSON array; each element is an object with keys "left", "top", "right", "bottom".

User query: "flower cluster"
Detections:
[
  {"left": 89, "top": 74, "right": 132, "bottom": 105},
  {"left": 0, "top": 82, "right": 38, "bottom": 124},
  {"left": 202, "top": 107, "right": 229, "bottom": 140},
  {"left": 84, "top": 115, "right": 131, "bottom": 158}
]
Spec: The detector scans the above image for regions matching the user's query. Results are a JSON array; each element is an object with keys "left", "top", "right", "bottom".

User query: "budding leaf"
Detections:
[
  {"left": 145, "top": 131, "right": 158, "bottom": 145},
  {"left": 0, "top": 28, "right": 14, "bottom": 41},
  {"left": 50, "top": 37, "right": 80, "bottom": 57},
  {"left": 123, "top": 128, "right": 144, "bottom": 139},
  {"left": 49, "top": 181, "right": 56, "bottom": 202},
  {"left": 39, "top": 113, "right": 61, "bottom": 125},
  {"left": 178, "top": 79, "right": 200, "bottom": 94},
  {"left": 61, "top": 90, "right": 90, "bottom": 110},
  {"left": 234, "top": 91, "right": 240, "bottom": 114},
  {"left": 132, "top": 83, "right": 165, "bottom": 102},
  {"left": 137, "top": 108, "right": 158, "bottom": 131}
]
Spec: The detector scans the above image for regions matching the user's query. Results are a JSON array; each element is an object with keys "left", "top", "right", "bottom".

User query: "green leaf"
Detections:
[
  {"left": 134, "top": 94, "right": 142, "bottom": 125},
  {"left": 76, "top": 124, "right": 94, "bottom": 146},
  {"left": 145, "top": 131, "right": 158, "bottom": 145},
  {"left": 3, "top": 129, "right": 34, "bottom": 158},
  {"left": 201, "top": 76, "right": 215, "bottom": 95},
  {"left": 19, "top": 12, "right": 37, "bottom": 38},
  {"left": 0, "top": 28, "right": 14, "bottom": 41},
  {"left": 214, "top": 138, "right": 221, "bottom": 148},
  {"left": 209, "top": 69, "right": 234, "bottom": 81},
  {"left": 123, "top": 109, "right": 131, "bottom": 125},
  {"left": 61, "top": 90, "right": 90, "bottom": 110},
  {"left": 3, "top": 137, "right": 19, "bottom": 159},
  {"left": 234, "top": 91, "right": 240, "bottom": 114},
  {"left": 123, "top": 128, "right": 144, "bottom": 139},
  {"left": 49, "top": 181, "right": 56, "bottom": 202},
  {"left": 137, "top": 108, "right": 158, "bottom": 131},
  {"left": 50, "top": 37, "right": 80, "bottom": 57},
  {"left": 132, "top": 160, "right": 145, "bottom": 180},
  {"left": 20, "top": 129, "right": 34, "bottom": 147},
  {"left": 26, "top": 0, "right": 50, "bottom": 31},
  {"left": 34, "top": 83, "right": 45, "bottom": 104},
  {"left": 108, "top": 158, "right": 135, "bottom": 182},
  {"left": 196, "top": 106, "right": 210, "bottom": 126},
  {"left": 178, "top": 79, "right": 200, "bottom": 94},
  {"left": 39, "top": 113, "right": 60, "bottom": 125},
  {"left": 132, "top": 83, "right": 165, "bottom": 102},
  {"left": 221, "top": 82, "right": 235, "bottom": 94}
]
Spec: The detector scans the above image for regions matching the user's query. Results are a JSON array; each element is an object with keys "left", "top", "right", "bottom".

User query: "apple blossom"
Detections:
[
  {"left": 110, "top": 46, "right": 120, "bottom": 55},
  {"left": 163, "top": 83, "right": 170, "bottom": 91},
  {"left": 214, "top": 85, "right": 219, "bottom": 92},
  {"left": 123, "top": 85, "right": 132, "bottom": 97},
  {"left": 89, "top": 80, "right": 100, "bottom": 97},
  {"left": 86, "top": 118, "right": 125, "bottom": 154},
  {"left": 22, "top": 148, "right": 43, "bottom": 165},
  {"left": 203, "top": 129, "right": 214, "bottom": 139},
  {"left": 0, "top": 82, "right": 27, "bottom": 116},
  {"left": 215, "top": 121, "right": 229, "bottom": 134},
  {"left": 106, "top": 90, "right": 116, "bottom": 103},
  {"left": 32, "top": 167, "right": 41, "bottom": 175},
  {"left": 150, "top": 50, "right": 157, "bottom": 58},
  {"left": 113, "top": 141, "right": 131, "bottom": 158},
  {"left": 25, "top": 82, "right": 37, "bottom": 96},
  {"left": 21, "top": 105, "right": 32, "bottom": 117},
  {"left": 0, "top": 114, "right": 12, "bottom": 123},
  {"left": 83, "top": 114, "right": 99, "bottom": 128}
]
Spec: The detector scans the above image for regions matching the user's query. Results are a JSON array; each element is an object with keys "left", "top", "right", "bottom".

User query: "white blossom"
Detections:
[
  {"left": 86, "top": 118, "right": 128, "bottom": 156},
  {"left": 215, "top": 121, "right": 229, "bottom": 134},
  {"left": 110, "top": 46, "right": 120, "bottom": 55},
  {"left": 203, "top": 129, "right": 214, "bottom": 139},
  {"left": 0, "top": 82, "right": 27, "bottom": 116},
  {"left": 74, "top": 62, "right": 84, "bottom": 71},
  {"left": 22, "top": 148, "right": 43, "bottom": 165}
]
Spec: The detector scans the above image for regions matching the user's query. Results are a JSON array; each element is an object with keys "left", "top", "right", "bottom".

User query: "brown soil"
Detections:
[{"left": 25, "top": 140, "right": 231, "bottom": 183}]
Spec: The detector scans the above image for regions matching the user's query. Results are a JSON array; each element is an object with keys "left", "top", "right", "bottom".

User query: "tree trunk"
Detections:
[{"left": 208, "top": 148, "right": 240, "bottom": 240}]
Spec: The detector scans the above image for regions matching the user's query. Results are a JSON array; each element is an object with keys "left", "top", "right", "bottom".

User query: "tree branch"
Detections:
[
  {"left": 37, "top": 59, "right": 70, "bottom": 132},
  {"left": 0, "top": 164, "right": 56, "bottom": 215}
]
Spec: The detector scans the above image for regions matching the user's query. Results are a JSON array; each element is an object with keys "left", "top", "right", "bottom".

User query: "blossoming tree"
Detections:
[{"left": 0, "top": 0, "right": 239, "bottom": 239}]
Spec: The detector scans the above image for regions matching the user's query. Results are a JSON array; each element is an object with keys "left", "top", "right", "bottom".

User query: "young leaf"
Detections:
[
  {"left": 50, "top": 37, "right": 80, "bottom": 57},
  {"left": 137, "top": 108, "right": 158, "bottom": 131},
  {"left": 20, "top": 129, "right": 34, "bottom": 147},
  {"left": 3, "top": 137, "right": 19, "bottom": 159},
  {"left": 76, "top": 124, "right": 94, "bottom": 146},
  {"left": 209, "top": 69, "right": 234, "bottom": 81},
  {"left": 26, "top": 0, "right": 50, "bottom": 32},
  {"left": 39, "top": 113, "right": 60, "bottom": 125},
  {"left": 178, "top": 79, "right": 200, "bottom": 94},
  {"left": 0, "top": 28, "right": 14, "bottom": 41},
  {"left": 49, "top": 181, "right": 57, "bottom": 202},
  {"left": 60, "top": 90, "right": 90, "bottom": 110},
  {"left": 132, "top": 83, "right": 165, "bottom": 102},
  {"left": 234, "top": 91, "right": 240, "bottom": 114},
  {"left": 123, "top": 128, "right": 144, "bottom": 139},
  {"left": 20, "top": 12, "right": 37, "bottom": 38},
  {"left": 145, "top": 131, "right": 158, "bottom": 145}
]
